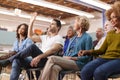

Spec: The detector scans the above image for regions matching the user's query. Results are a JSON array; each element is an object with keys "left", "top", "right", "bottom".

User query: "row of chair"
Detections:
[{"left": 0, "top": 64, "right": 120, "bottom": 80}]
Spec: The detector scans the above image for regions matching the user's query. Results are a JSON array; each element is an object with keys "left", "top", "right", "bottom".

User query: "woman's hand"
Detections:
[{"left": 78, "top": 50, "right": 91, "bottom": 56}]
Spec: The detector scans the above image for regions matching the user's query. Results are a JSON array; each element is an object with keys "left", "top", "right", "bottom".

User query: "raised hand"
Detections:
[
  {"left": 28, "top": 12, "right": 38, "bottom": 39},
  {"left": 30, "top": 12, "right": 38, "bottom": 22}
]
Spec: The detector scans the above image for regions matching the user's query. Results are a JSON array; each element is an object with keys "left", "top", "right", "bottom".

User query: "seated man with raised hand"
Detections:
[{"left": 0, "top": 12, "right": 64, "bottom": 80}]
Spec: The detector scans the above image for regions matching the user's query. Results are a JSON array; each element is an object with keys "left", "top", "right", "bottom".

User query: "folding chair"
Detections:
[{"left": 20, "top": 67, "right": 42, "bottom": 80}]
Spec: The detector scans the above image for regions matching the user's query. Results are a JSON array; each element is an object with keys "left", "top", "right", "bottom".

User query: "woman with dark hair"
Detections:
[
  {"left": 16, "top": 23, "right": 28, "bottom": 40},
  {"left": 0, "top": 23, "right": 33, "bottom": 80},
  {"left": 0, "top": 23, "right": 30, "bottom": 60}
]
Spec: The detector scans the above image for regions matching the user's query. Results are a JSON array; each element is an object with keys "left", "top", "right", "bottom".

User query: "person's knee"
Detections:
[
  {"left": 48, "top": 56, "right": 57, "bottom": 63},
  {"left": 94, "top": 68, "right": 106, "bottom": 77},
  {"left": 52, "top": 65, "right": 62, "bottom": 72},
  {"left": 81, "top": 65, "right": 91, "bottom": 76},
  {"left": 81, "top": 67, "right": 87, "bottom": 76},
  {"left": 29, "top": 44, "right": 36, "bottom": 49},
  {"left": 32, "top": 44, "right": 36, "bottom": 47},
  {"left": 12, "top": 59, "right": 20, "bottom": 68}
]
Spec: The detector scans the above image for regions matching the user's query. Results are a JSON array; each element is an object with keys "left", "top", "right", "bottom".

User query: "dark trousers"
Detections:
[{"left": 9, "top": 44, "right": 48, "bottom": 67}]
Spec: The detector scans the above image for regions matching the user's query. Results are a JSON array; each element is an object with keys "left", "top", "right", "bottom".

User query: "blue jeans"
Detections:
[
  {"left": 9, "top": 44, "right": 47, "bottom": 67},
  {"left": 9, "top": 44, "right": 47, "bottom": 80},
  {"left": 81, "top": 58, "right": 120, "bottom": 80},
  {"left": 10, "top": 57, "right": 32, "bottom": 80}
]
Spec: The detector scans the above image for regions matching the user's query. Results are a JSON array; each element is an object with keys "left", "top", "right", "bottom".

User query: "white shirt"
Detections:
[
  {"left": 94, "top": 36, "right": 106, "bottom": 50},
  {"left": 40, "top": 35, "right": 64, "bottom": 53}
]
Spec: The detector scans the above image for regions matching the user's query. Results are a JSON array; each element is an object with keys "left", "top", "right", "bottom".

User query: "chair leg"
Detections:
[
  {"left": 59, "top": 73, "right": 65, "bottom": 80},
  {"left": 29, "top": 70, "right": 33, "bottom": 80},
  {"left": 27, "top": 68, "right": 42, "bottom": 80},
  {"left": 0, "top": 68, "right": 3, "bottom": 80}
]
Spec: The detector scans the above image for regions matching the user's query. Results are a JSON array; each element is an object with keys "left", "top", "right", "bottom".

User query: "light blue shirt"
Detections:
[
  {"left": 12, "top": 38, "right": 33, "bottom": 52},
  {"left": 64, "top": 32, "right": 93, "bottom": 70},
  {"left": 64, "top": 32, "right": 92, "bottom": 57}
]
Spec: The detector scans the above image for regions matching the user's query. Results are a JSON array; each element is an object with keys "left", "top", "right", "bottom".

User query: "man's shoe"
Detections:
[{"left": 0, "top": 60, "right": 10, "bottom": 67}]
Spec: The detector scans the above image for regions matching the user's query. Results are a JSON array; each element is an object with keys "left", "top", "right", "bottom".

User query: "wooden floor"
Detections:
[
  {"left": 0, "top": 67, "right": 120, "bottom": 80},
  {"left": 0, "top": 73, "right": 120, "bottom": 80}
]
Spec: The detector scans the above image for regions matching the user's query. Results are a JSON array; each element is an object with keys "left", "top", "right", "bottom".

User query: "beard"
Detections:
[{"left": 48, "top": 28, "right": 56, "bottom": 33}]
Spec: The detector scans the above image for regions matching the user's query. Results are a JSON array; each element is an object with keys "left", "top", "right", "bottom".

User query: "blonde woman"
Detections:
[{"left": 40, "top": 16, "right": 93, "bottom": 80}]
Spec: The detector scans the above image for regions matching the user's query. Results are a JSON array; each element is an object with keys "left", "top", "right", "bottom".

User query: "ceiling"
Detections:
[{"left": 0, "top": 0, "right": 116, "bottom": 20}]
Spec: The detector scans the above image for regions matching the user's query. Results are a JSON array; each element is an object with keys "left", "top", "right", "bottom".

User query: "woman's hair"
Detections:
[
  {"left": 68, "top": 26, "right": 75, "bottom": 32},
  {"left": 76, "top": 16, "right": 90, "bottom": 31},
  {"left": 16, "top": 23, "right": 28, "bottom": 40},
  {"left": 68, "top": 26, "right": 76, "bottom": 34},
  {"left": 106, "top": 1, "right": 120, "bottom": 20}
]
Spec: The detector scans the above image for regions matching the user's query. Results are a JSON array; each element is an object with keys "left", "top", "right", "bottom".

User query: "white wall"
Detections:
[
  {"left": 0, "top": 10, "right": 104, "bottom": 45},
  {"left": 59, "top": 12, "right": 103, "bottom": 36},
  {"left": 0, "top": 10, "right": 103, "bottom": 34},
  {"left": 59, "top": 18, "right": 103, "bottom": 36},
  {"left": 0, "top": 14, "right": 49, "bottom": 32}
]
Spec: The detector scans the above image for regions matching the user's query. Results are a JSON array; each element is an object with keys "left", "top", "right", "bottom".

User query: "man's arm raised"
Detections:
[{"left": 28, "top": 12, "right": 42, "bottom": 42}]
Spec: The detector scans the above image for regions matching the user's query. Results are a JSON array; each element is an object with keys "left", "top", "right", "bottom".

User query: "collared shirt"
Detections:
[
  {"left": 63, "top": 32, "right": 93, "bottom": 70},
  {"left": 63, "top": 38, "right": 70, "bottom": 53},
  {"left": 12, "top": 38, "right": 33, "bottom": 52},
  {"left": 64, "top": 32, "right": 93, "bottom": 57}
]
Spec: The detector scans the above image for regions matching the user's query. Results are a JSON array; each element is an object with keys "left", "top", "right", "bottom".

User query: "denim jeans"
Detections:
[
  {"left": 9, "top": 44, "right": 47, "bottom": 67},
  {"left": 10, "top": 57, "right": 32, "bottom": 80},
  {"left": 9, "top": 44, "right": 47, "bottom": 80},
  {"left": 81, "top": 58, "right": 120, "bottom": 80}
]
